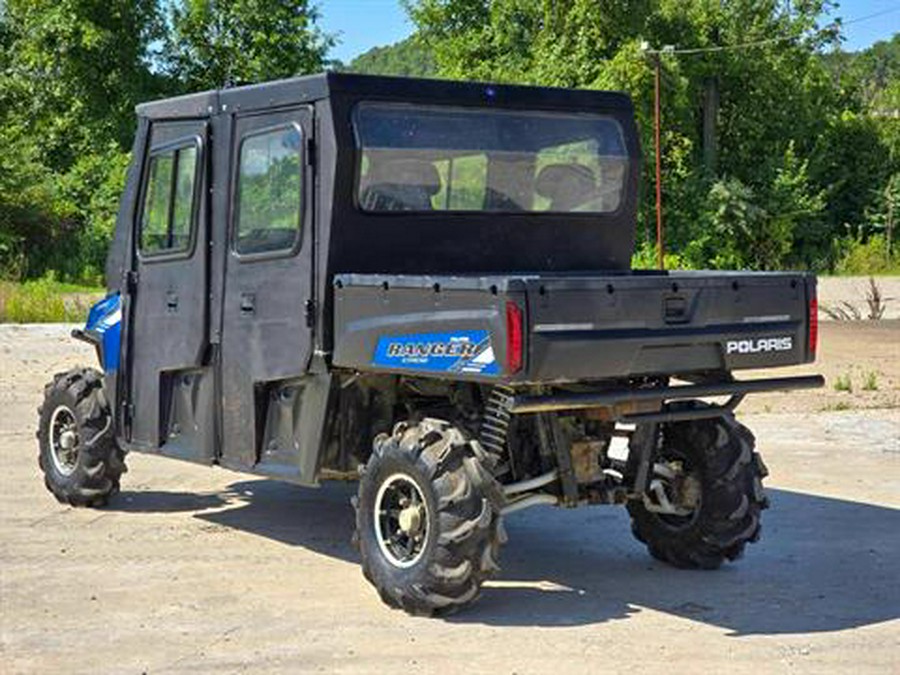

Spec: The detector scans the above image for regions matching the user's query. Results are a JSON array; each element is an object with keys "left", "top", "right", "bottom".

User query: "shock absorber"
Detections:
[{"left": 480, "top": 385, "right": 514, "bottom": 470}]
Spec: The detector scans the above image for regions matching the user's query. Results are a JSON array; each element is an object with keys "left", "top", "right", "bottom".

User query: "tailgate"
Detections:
[{"left": 526, "top": 271, "right": 816, "bottom": 381}]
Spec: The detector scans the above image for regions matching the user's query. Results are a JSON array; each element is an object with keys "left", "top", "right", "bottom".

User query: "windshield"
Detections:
[{"left": 354, "top": 103, "right": 628, "bottom": 214}]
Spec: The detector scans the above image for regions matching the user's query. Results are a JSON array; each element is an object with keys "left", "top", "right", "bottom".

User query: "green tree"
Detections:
[
  {"left": 0, "top": 0, "right": 164, "bottom": 281},
  {"left": 810, "top": 111, "right": 891, "bottom": 236},
  {"left": 408, "top": 0, "right": 842, "bottom": 269},
  {"left": 702, "top": 177, "right": 772, "bottom": 269},
  {"left": 165, "top": 0, "right": 334, "bottom": 90},
  {"left": 348, "top": 36, "right": 436, "bottom": 77},
  {"left": 1, "top": 0, "right": 165, "bottom": 170},
  {"left": 866, "top": 173, "right": 899, "bottom": 252},
  {"left": 1, "top": 0, "right": 338, "bottom": 283},
  {"left": 829, "top": 33, "right": 900, "bottom": 108},
  {"left": 684, "top": 146, "right": 824, "bottom": 271}
]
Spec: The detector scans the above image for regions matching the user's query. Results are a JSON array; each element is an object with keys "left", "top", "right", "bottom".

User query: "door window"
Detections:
[
  {"left": 171, "top": 146, "right": 198, "bottom": 249},
  {"left": 235, "top": 124, "right": 304, "bottom": 255},
  {"left": 139, "top": 144, "right": 199, "bottom": 255}
]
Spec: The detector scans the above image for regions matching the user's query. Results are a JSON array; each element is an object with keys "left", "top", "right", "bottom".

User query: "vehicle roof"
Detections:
[{"left": 134, "top": 72, "right": 634, "bottom": 119}]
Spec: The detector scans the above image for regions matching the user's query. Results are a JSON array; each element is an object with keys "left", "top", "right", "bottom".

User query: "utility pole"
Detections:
[
  {"left": 653, "top": 53, "right": 664, "bottom": 270},
  {"left": 642, "top": 43, "right": 673, "bottom": 270},
  {"left": 887, "top": 178, "right": 895, "bottom": 257},
  {"left": 702, "top": 77, "right": 719, "bottom": 173}
]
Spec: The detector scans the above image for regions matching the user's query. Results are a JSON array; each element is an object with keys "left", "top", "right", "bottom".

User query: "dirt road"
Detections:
[{"left": 1, "top": 324, "right": 898, "bottom": 674}]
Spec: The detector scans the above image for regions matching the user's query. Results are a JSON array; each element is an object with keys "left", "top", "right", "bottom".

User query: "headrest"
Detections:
[
  {"left": 369, "top": 159, "right": 442, "bottom": 196},
  {"left": 534, "top": 163, "right": 597, "bottom": 202}
]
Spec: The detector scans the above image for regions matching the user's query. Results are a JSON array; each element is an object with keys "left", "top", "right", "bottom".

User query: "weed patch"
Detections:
[
  {"left": 862, "top": 371, "right": 879, "bottom": 391},
  {"left": 0, "top": 275, "right": 103, "bottom": 323},
  {"left": 833, "top": 372, "right": 853, "bottom": 393}
]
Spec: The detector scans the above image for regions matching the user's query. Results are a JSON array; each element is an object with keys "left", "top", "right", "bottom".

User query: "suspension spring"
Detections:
[{"left": 481, "top": 385, "right": 514, "bottom": 465}]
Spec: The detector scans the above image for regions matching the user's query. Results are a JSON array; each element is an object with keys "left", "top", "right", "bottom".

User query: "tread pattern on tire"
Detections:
[
  {"left": 354, "top": 418, "right": 504, "bottom": 616},
  {"left": 628, "top": 402, "right": 768, "bottom": 570},
  {"left": 37, "top": 368, "right": 126, "bottom": 507}
]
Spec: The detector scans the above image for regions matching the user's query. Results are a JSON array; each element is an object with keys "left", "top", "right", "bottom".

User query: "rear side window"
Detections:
[
  {"left": 140, "top": 144, "right": 199, "bottom": 255},
  {"left": 235, "top": 125, "right": 303, "bottom": 256}
]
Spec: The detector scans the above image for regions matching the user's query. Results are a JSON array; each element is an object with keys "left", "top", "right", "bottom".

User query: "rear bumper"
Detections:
[{"left": 508, "top": 374, "right": 825, "bottom": 421}]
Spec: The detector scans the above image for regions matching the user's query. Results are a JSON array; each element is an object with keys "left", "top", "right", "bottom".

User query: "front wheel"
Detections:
[
  {"left": 627, "top": 403, "right": 768, "bottom": 569},
  {"left": 37, "top": 368, "right": 126, "bottom": 507},
  {"left": 354, "top": 418, "right": 505, "bottom": 616}
]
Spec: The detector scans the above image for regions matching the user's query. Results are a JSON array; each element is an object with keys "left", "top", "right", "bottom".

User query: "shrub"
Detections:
[
  {"left": 834, "top": 234, "right": 900, "bottom": 275},
  {"left": 631, "top": 240, "right": 695, "bottom": 270},
  {"left": 0, "top": 274, "right": 102, "bottom": 323}
]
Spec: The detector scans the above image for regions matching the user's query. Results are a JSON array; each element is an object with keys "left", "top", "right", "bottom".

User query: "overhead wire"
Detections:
[{"left": 640, "top": 5, "right": 900, "bottom": 56}]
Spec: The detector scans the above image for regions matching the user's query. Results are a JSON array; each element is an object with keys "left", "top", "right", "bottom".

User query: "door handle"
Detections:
[
  {"left": 240, "top": 292, "right": 255, "bottom": 315},
  {"left": 166, "top": 292, "right": 179, "bottom": 312}
]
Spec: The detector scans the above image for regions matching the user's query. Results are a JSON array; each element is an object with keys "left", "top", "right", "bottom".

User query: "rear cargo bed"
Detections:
[{"left": 332, "top": 271, "right": 815, "bottom": 384}]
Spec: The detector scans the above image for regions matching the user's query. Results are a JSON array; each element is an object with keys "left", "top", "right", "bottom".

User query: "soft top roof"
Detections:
[{"left": 135, "top": 72, "right": 634, "bottom": 120}]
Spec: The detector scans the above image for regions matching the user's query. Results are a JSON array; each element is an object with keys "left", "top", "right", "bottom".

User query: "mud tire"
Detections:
[
  {"left": 37, "top": 368, "right": 126, "bottom": 507},
  {"left": 627, "top": 403, "right": 768, "bottom": 569},
  {"left": 354, "top": 418, "right": 505, "bottom": 616}
]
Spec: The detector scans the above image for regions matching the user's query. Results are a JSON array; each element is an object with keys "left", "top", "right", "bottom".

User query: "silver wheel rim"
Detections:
[
  {"left": 652, "top": 458, "right": 703, "bottom": 529},
  {"left": 49, "top": 404, "right": 80, "bottom": 476},
  {"left": 374, "top": 473, "right": 430, "bottom": 569}
]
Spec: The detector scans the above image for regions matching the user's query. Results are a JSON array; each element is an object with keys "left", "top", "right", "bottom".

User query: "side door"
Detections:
[
  {"left": 125, "top": 120, "right": 211, "bottom": 459},
  {"left": 219, "top": 107, "right": 316, "bottom": 474}
]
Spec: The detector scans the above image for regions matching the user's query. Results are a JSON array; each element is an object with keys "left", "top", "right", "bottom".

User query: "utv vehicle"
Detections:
[{"left": 38, "top": 72, "right": 823, "bottom": 615}]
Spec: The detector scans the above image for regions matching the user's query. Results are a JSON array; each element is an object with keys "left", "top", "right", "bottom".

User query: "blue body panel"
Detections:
[
  {"left": 372, "top": 330, "right": 500, "bottom": 376},
  {"left": 85, "top": 293, "right": 122, "bottom": 372}
]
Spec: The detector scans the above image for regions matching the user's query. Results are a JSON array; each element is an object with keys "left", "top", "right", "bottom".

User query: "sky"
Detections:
[
  {"left": 318, "top": 0, "right": 900, "bottom": 65},
  {"left": 319, "top": 0, "right": 413, "bottom": 64}
]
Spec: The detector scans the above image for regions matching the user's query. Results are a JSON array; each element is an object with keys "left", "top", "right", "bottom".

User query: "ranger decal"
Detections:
[{"left": 373, "top": 330, "right": 500, "bottom": 375}]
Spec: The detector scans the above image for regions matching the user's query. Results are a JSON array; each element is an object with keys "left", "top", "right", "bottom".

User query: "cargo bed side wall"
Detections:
[{"left": 332, "top": 275, "right": 524, "bottom": 382}]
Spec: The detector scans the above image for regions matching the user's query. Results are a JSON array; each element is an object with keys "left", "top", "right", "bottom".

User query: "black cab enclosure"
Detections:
[{"left": 94, "top": 72, "right": 820, "bottom": 482}]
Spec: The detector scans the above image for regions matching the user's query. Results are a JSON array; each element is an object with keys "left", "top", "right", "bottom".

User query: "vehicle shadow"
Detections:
[
  {"left": 119, "top": 480, "right": 899, "bottom": 636},
  {"left": 196, "top": 480, "right": 360, "bottom": 563},
  {"left": 111, "top": 490, "right": 231, "bottom": 513},
  {"left": 456, "top": 489, "right": 900, "bottom": 635}
]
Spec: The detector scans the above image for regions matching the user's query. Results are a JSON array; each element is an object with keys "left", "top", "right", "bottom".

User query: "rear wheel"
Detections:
[
  {"left": 37, "top": 368, "right": 126, "bottom": 507},
  {"left": 354, "top": 418, "right": 505, "bottom": 616},
  {"left": 627, "top": 403, "right": 768, "bottom": 569}
]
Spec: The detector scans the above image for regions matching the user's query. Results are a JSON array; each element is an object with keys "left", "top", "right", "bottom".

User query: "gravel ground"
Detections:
[
  {"left": 818, "top": 276, "right": 900, "bottom": 320},
  {"left": 1, "top": 324, "right": 898, "bottom": 674}
]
